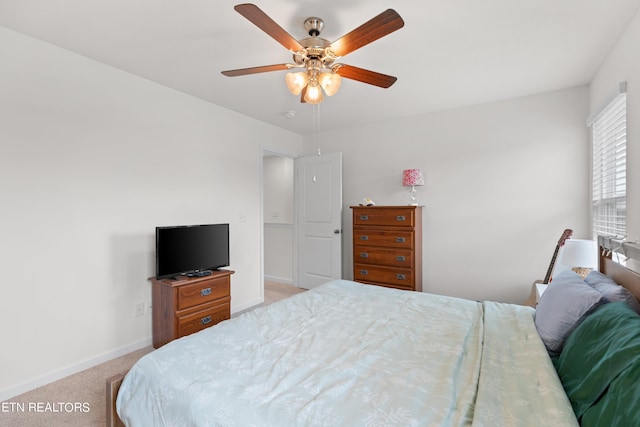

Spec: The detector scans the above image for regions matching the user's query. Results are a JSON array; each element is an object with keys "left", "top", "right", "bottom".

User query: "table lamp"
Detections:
[
  {"left": 559, "top": 239, "right": 598, "bottom": 279},
  {"left": 402, "top": 169, "right": 424, "bottom": 206}
]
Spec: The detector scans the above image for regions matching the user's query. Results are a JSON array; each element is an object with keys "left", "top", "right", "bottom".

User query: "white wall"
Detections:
[
  {"left": 0, "top": 27, "right": 302, "bottom": 399},
  {"left": 305, "top": 86, "right": 590, "bottom": 303},
  {"left": 263, "top": 156, "right": 294, "bottom": 224},
  {"left": 263, "top": 156, "right": 294, "bottom": 283},
  {"left": 589, "top": 9, "right": 640, "bottom": 242}
]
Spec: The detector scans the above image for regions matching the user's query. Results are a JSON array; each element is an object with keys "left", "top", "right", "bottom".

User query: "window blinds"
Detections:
[{"left": 591, "top": 92, "right": 626, "bottom": 239}]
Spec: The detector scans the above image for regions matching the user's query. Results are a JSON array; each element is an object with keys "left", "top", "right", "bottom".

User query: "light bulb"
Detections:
[
  {"left": 304, "top": 83, "right": 324, "bottom": 104},
  {"left": 285, "top": 72, "right": 308, "bottom": 95},
  {"left": 318, "top": 72, "right": 341, "bottom": 96}
]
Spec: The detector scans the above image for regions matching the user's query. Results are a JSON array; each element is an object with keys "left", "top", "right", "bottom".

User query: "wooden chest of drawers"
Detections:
[
  {"left": 150, "top": 270, "right": 233, "bottom": 348},
  {"left": 351, "top": 206, "right": 422, "bottom": 291}
]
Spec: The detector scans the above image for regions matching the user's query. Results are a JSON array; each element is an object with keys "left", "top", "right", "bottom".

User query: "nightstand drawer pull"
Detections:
[
  {"left": 396, "top": 237, "right": 406, "bottom": 243},
  {"left": 201, "top": 287, "right": 212, "bottom": 297},
  {"left": 396, "top": 274, "right": 407, "bottom": 280},
  {"left": 396, "top": 215, "right": 406, "bottom": 221},
  {"left": 201, "top": 315, "right": 212, "bottom": 325},
  {"left": 360, "top": 270, "right": 369, "bottom": 275},
  {"left": 396, "top": 256, "right": 406, "bottom": 262},
  {"left": 360, "top": 215, "right": 369, "bottom": 221},
  {"left": 360, "top": 252, "right": 369, "bottom": 258},
  {"left": 360, "top": 235, "right": 369, "bottom": 241}
]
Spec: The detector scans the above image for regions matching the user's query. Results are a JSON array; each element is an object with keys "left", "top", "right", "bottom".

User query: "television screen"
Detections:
[{"left": 156, "top": 223, "right": 229, "bottom": 279}]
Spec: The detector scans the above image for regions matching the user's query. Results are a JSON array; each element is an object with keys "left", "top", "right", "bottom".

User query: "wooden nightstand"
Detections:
[
  {"left": 150, "top": 270, "right": 234, "bottom": 348},
  {"left": 524, "top": 280, "right": 548, "bottom": 307},
  {"left": 536, "top": 282, "right": 548, "bottom": 303}
]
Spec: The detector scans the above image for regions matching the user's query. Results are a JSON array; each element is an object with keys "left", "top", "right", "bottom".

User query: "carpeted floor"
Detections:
[{"left": 0, "top": 281, "right": 305, "bottom": 427}]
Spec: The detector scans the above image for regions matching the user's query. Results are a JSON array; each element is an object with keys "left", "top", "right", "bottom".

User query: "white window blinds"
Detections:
[{"left": 590, "top": 92, "right": 626, "bottom": 239}]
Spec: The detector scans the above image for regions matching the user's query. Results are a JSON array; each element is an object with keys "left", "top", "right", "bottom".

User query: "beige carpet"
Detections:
[
  {"left": 260, "top": 280, "right": 307, "bottom": 305},
  {"left": 0, "top": 281, "right": 305, "bottom": 427}
]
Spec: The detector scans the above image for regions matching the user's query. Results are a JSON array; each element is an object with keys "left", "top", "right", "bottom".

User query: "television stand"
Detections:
[{"left": 150, "top": 270, "right": 234, "bottom": 348}]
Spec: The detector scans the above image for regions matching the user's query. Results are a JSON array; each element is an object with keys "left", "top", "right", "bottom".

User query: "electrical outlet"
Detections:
[{"left": 135, "top": 302, "right": 145, "bottom": 317}]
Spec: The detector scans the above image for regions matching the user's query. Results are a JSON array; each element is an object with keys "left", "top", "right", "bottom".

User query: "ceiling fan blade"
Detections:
[
  {"left": 300, "top": 86, "right": 307, "bottom": 103},
  {"left": 221, "top": 64, "right": 294, "bottom": 77},
  {"left": 330, "top": 9, "right": 404, "bottom": 57},
  {"left": 335, "top": 64, "right": 397, "bottom": 88},
  {"left": 234, "top": 4, "right": 305, "bottom": 52}
]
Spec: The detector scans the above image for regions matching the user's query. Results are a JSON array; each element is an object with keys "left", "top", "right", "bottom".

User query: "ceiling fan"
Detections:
[{"left": 221, "top": 4, "right": 405, "bottom": 104}]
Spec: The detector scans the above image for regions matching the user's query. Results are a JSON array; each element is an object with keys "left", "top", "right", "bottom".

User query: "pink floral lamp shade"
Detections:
[
  {"left": 402, "top": 169, "right": 424, "bottom": 187},
  {"left": 402, "top": 169, "right": 424, "bottom": 205}
]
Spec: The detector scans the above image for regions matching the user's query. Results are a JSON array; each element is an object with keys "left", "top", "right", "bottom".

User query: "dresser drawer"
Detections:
[
  {"left": 354, "top": 264, "right": 414, "bottom": 287},
  {"left": 353, "top": 208, "right": 415, "bottom": 227},
  {"left": 354, "top": 229, "right": 414, "bottom": 249},
  {"left": 177, "top": 277, "right": 230, "bottom": 310},
  {"left": 354, "top": 246, "right": 414, "bottom": 268},
  {"left": 176, "top": 300, "right": 230, "bottom": 337}
]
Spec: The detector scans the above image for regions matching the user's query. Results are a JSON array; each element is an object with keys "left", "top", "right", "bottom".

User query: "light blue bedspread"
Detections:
[{"left": 117, "top": 280, "right": 577, "bottom": 426}]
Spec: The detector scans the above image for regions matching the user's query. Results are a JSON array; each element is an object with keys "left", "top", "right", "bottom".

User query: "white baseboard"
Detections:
[
  {"left": 0, "top": 337, "right": 152, "bottom": 402},
  {"left": 264, "top": 275, "right": 293, "bottom": 285},
  {"left": 232, "top": 297, "right": 264, "bottom": 315}
]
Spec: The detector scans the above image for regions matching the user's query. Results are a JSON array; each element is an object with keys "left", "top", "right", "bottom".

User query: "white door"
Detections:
[{"left": 295, "top": 152, "right": 342, "bottom": 289}]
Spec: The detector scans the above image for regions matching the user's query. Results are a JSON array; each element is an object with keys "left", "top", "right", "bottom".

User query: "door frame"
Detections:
[{"left": 260, "top": 146, "right": 301, "bottom": 301}]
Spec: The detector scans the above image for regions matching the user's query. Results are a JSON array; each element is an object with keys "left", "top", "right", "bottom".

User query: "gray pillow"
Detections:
[
  {"left": 535, "top": 270, "right": 606, "bottom": 357},
  {"left": 585, "top": 270, "right": 640, "bottom": 315}
]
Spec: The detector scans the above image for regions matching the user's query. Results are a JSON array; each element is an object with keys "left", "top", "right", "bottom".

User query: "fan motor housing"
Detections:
[
  {"left": 292, "top": 17, "right": 336, "bottom": 66},
  {"left": 293, "top": 36, "right": 334, "bottom": 66}
]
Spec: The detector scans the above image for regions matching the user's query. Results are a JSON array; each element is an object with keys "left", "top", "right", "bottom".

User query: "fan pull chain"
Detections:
[{"left": 314, "top": 104, "right": 321, "bottom": 156}]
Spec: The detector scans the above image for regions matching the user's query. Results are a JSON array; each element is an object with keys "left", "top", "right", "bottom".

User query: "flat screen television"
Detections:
[{"left": 155, "top": 223, "right": 230, "bottom": 279}]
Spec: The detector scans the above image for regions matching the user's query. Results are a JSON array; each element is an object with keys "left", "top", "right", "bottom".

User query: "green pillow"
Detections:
[{"left": 555, "top": 302, "right": 640, "bottom": 423}]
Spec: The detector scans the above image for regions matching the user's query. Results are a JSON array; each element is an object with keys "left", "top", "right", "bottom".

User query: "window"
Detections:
[{"left": 590, "top": 91, "right": 626, "bottom": 239}]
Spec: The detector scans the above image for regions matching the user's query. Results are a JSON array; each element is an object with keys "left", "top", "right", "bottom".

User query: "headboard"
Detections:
[{"left": 600, "top": 247, "right": 640, "bottom": 303}]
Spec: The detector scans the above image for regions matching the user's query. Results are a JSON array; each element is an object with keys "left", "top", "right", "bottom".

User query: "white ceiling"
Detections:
[{"left": 1, "top": 0, "right": 639, "bottom": 135}]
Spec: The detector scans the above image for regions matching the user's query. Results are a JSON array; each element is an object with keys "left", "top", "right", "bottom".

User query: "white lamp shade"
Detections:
[{"left": 560, "top": 239, "right": 598, "bottom": 269}]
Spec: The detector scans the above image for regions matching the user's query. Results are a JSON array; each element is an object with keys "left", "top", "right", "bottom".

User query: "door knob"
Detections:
[{"left": 334, "top": 229, "right": 341, "bottom": 234}]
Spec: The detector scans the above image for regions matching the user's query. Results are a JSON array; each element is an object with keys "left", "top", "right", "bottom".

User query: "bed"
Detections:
[{"left": 109, "top": 249, "right": 640, "bottom": 426}]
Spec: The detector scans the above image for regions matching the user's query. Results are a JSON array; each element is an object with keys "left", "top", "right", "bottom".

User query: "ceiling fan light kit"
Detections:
[
  {"left": 222, "top": 4, "right": 404, "bottom": 105},
  {"left": 318, "top": 71, "right": 341, "bottom": 96},
  {"left": 285, "top": 71, "right": 308, "bottom": 95},
  {"left": 304, "top": 83, "right": 324, "bottom": 104}
]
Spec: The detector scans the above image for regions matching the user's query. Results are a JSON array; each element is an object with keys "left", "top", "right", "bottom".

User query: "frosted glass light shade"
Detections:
[
  {"left": 304, "top": 84, "right": 324, "bottom": 104},
  {"left": 318, "top": 72, "right": 342, "bottom": 96},
  {"left": 285, "top": 72, "right": 308, "bottom": 95}
]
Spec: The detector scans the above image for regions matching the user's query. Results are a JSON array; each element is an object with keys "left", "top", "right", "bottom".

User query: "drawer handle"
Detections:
[
  {"left": 360, "top": 270, "right": 368, "bottom": 275},
  {"left": 396, "top": 215, "right": 406, "bottom": 221},
  {"left": 396, "top": 237, "right": 406, "bottom": 243},
  {"left": 396, "top": 274, "right": 407, "bottom": 280},
  {"left": 360, "top": 235, "right": 369, "bottom": 241},
  {"left": 201, "top": 287, "right": 212, "bottom": 297},
  {"left": 396, "top": 256, "right": 406, "bottom": 262},
  {"left": 201, "top": 315, "right": 212, "bottom": 325},
  {"left": 360, "top": 215, "right": 369, "bottom": 221},
  {"left": 360, "top": 252, "right": 369, "bottom": 258}
]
